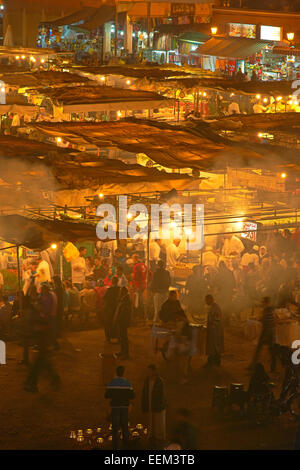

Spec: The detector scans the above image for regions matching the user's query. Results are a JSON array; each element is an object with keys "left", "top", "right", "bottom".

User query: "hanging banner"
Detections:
[{"left": 171, "top": 3, "right": 196, "bottom": 16}]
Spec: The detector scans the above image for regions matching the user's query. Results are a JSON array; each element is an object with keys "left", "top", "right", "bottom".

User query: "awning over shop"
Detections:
[
  {"left": 0, "top": 104, "right": 40, "bottom": 116},
  {"left": 177, "top": 32, "right": 210, "bottom": 44},
  {"left": 0, "top": 215, "right": 98, "bottom": 249},
  {"left": 155, "top": 24, "right": 211, "bottom": 36},
  {"left": 78, "top": 6, "right": 123, "bottom": 32},
  {"left": 195, "top": 37, "right": 268, "bottom": 59},
  {"left": 40, "top": 7, "right": 98, "bottom": 27},
  {"left": 32, "top": 119, "right": 300, "bottom": 172},
  {"left": 272, "top": 46, "right": 300, "bottom": 57},
  {"left": 75, "top": 65, "right": 194, "bottom": 80},
  {"left": 30, "top": 85, "right": 174, "bottom": 113}
]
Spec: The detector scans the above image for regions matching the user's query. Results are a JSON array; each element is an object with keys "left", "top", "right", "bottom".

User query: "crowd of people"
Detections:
[{"left": 0, "top": 226, "right": 299, "bottom": 448}]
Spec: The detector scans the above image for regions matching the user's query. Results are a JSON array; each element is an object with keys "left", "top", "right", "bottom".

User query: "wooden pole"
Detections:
[{"left": 16, "top": 245, "right": 23, "bottom": 315}]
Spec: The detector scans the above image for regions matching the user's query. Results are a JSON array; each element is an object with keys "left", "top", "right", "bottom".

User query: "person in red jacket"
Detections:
[{"left": 132, "top": 254, "right": 151, "bottom": 322}]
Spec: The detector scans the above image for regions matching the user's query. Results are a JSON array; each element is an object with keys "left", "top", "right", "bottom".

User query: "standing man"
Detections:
[
  {"left": 103, "top": 276, "right": 120, "bottom": 342},
  {"left": 166, "top": 239, "right": 182, "bottom": 280},
  {"left": 149, "top": 239, "right": 161, "bottom": 272},
  {"left": 141, "top": 364, "right": 167, "bottom": 447},
  {"left": 25, "top": 284, "right": 61, "bottom": 392},
  {"left": 105, "top": 366, "right": 135, "bottom": 449},
  {"left": 71, "top": 247, "right": 87, "bottom": 291},
  {"left": 151, "top": 260, "right": 171, "bottom": 322},
  {"left": 132, "top": 254, "right": 148, "bottom": 321},
  {"left": 114, "top": 286, "right": 132, "bottom": 360},
  {"left": 204, "top": 294, "right": 224, "bottom": 368},
  {"left": 249, "top": 296, "right": 276, "bottom": 372}
]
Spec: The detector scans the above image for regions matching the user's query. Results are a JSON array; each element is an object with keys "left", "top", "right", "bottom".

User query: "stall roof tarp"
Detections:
[
  {"left": 33, "top": 119, "right": 300, "bottom": 171},
  {"left": 0, "top": 134, "right": 199, "bottom": 205},
  {"left": 31, "top": 85, "right": 174, "bottom": 112},
  {"left": 40, "top": 7, "right": 98, "bottom": 27},
  {"left": 0, "top": 71, "right": 91, "bottom": 88},
  {"left": 75, "top": 65, "right": 195, "bottom": 80},
  {"left": 0, "top": 214, "right": 98, "bottom": 249},
  {"left": 209, "top": 112, "right": 300, "bottom": 131},
  {"left": 195, "top": 37, "right": 268, "bottom": 59}
]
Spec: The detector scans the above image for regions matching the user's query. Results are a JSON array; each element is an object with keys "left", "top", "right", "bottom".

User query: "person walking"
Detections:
[
  {"left": 141, "top": 364, "right": 167, "bottom": 447},
  {"left": 105, "top": 366, "right": 134, "bottom": 449},
  {"left": 204, "top": 294, "right": 224, "bottom": 368},
  {"left": 185, "top": 265, "right": 206, "bottom": 317},
  {"left": 71, "top": 247, "right": 87, "bottom": 291},
  {"left": 151, "top": 260, "right": 171, "bottom": 322},
  {"left": 249, "top": 296, "right": 276, "bottom": 372},
  {"left": 103, "top": 276, "right": 120, "bottom": 342},
  {"left": 114, "top": 287, "right": 132, "bottom": 360},
  {"left": 24, "top": 284, "right": 61, "bottom": 392}
]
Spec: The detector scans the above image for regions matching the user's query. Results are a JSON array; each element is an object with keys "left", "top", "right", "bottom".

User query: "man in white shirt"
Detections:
[
  {"left": 35, "top": 255, "right": 51, "bottom": 292},
  {"left": 241, "top": 247, "right": 259, "bottom": 268},
  {"left": 166, "top": 239, "right": 182, "bottom": 272},
  {"left": 71, "top": 247, "right": 87, "bottom": 291},
  {"left": 222, "top": 233, "right": 244, "bottom": 258},
  {"left": 202, "top": 246, "right": 218, "bottom": 268}
]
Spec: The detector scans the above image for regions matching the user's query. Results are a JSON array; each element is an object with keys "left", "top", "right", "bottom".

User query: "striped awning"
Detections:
[
  {"left": 195, "top": 37, "right": 268, "bottom": 59},
  {"left": 272, "top": 46, "right": 300, "bottom": 57}
]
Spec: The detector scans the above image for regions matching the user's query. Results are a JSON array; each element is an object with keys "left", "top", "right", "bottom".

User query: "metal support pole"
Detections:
[
  {"left": 16, "top": 245, "right": 23, "bottom": 315},
  {"left": 114, "top": 0, "right": 118, "bottom": 58}
]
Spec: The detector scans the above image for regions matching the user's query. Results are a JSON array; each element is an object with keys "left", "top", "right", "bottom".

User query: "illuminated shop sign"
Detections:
[
  {"left": 228, "top": 23, "right": 256, "bottom": 39},
  {"left": 260, "top": 25, "right": 282, "bottom": 41},
  {"left": 171, "top": 3, "right": 195, "bottom": 16}
]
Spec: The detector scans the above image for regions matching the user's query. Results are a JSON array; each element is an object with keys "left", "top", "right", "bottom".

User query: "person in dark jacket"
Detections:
[
  {"left": 249, "top": 296, "right": 276, "bottom": 372},
  {"left": 205, "top": 294, "right": 224, "bottom": 367},
  {"left": 105, "top": 366, "right": 134, "bottom": 449},
  {"left": 151, "top": 260, "right": 171, "bottom": 322},
  {"left": 114, "top": 287, "right": 132, "bottom": 360},
  {"left": 103, "top": 276, "right": 120, "bottom": 342},
  {"left": 141, "top": 364, "right": 167, "bottom": 446},
  {"left": 159, "top": 290, "right": 185, "bottom": 323},
  {"left": 24, "top": 284, "right": 61, "bottom": 393},
  {"left": 53, "top": 276, "right": 64, "bottom": 344},
  {"left": 185, "top": 265, "right": 206, "bottom": 316},
  {"left": 171, "top": 408, "right": 198, "bottom": 450}
]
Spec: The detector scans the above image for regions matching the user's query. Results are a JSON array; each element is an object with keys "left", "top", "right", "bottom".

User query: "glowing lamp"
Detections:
[
  {"left": 51, "top": 243, "right": 57, "bottom": 250},
  {"left": 281, "top": 172, "right": 287, "bottom": 179},
  {"left": 56, "top": 137, "right": 62, "bottom": 143},
  {"left": 287, "top": 32, "right": 294, "bottom": 42},
  {"left": 256, "top": 94, "right": 261, "bottom": 99},
  {"left": 98, "top": 193, "right": 104, "bottom": 199},
  {"left": 211, "top": 27, "right": 218, "bottom": 35}
]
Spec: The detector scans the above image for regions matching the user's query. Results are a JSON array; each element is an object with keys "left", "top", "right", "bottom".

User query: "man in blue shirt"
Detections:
[{"left": 105, "top": 366, "right": 134, "bottom": 449}]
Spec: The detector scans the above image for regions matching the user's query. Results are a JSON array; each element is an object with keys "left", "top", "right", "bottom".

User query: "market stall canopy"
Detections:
[
  {"left": 31, "top": 85, "right": 174, "bottom": 112},
  {"left": 0, "top": 103, "right": 40, "bottom": 116},
  {"left": 155, "top": 23, "right": 211, "bottom": 35},
  {"left": 0, "top": 214, "right": 97, "bottom": 249},
  {"left": 0, "top": 47, "right": 56, "bottom": 58},
  {"left": 0, "top": 134, "right": 200, "bottom": 207},
  {"left": 33, "top": 119, "right": 300, "bottom": 171},
  {"left": 177, "top": 32, "right": 210, "bottom": 44},
  {"left": 40, "top": 7, "right": 98, "bottom": 27},
  {"left": 195, "top": 37, "right": 268, "bottom": 59},
  {"left": 76, "top": 6, "right": 127, "bottom": 32},
  {"left": 209, "top": 112, "right": 300, "bottom": 131},
  {"left": 75, "top": 65, "right": 195, "bottom": 80},
  {"left": 0, "top": 71, "right": 91, "bottom": 88}
]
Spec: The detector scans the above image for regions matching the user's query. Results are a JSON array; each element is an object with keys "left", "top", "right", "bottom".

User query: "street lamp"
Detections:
[{"left": 211, "top": 27, "right": 218, "bottom": 36}]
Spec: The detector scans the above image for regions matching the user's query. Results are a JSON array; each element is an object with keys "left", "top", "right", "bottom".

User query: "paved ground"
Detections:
[{"left": 0, "top": 324, "right": 297, "bottom": 450}]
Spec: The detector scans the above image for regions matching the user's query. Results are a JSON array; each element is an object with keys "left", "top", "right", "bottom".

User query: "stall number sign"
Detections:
[
  {"left": 241, "top": 222, "right": 257, "bottom": 241},
  {"left": 171, "top": 3, "right": 195, "bottom": 16},
  {"left": 260, "top": 25, "right": 282, "bottom": 42}
]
